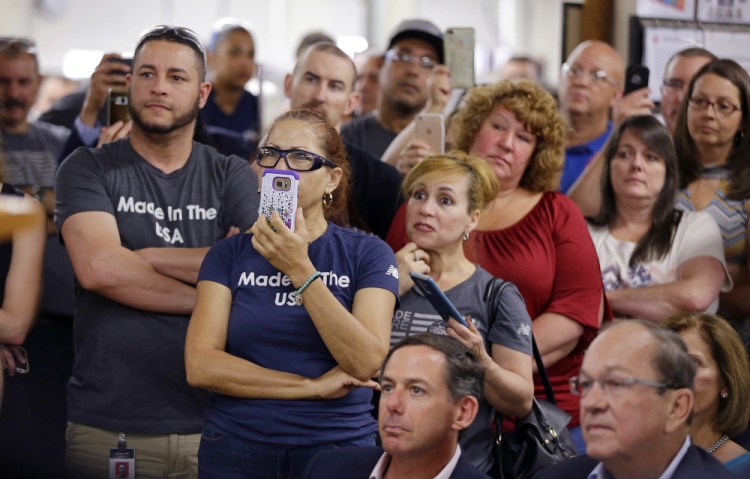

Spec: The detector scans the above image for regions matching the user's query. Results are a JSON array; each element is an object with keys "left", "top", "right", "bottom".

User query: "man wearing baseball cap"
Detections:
[{"left": 341, "top": 19, "right": 443, "bottom": 159}]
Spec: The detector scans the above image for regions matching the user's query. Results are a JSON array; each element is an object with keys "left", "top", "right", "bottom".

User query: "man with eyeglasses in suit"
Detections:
[
  {"left": 535, "top": 320, "right": 737, "bottom": 479},
  {"left": 55, "top": 25, "right": 258, "bottom": 478},
  {"left": 341, "top": 19, "right": 444, "bottom": 160}
]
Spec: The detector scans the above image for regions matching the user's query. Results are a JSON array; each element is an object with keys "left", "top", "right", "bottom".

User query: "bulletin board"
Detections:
[{"left": 630, "top": 15, "right": 750, "bottom": 102}]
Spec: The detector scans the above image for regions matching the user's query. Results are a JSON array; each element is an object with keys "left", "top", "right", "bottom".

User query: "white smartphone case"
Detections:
[{"left": 259, "top": 169, "right": 300, "bottom": 231}]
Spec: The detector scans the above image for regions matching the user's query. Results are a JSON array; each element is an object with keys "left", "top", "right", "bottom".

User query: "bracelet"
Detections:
[{"left": 289, "top": 271, "right": 321, "bottom": 305}]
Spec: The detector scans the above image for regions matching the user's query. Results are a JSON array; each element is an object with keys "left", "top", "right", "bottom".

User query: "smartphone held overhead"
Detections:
[
  {"left": 624, "top": 65, "right": 650, "bottom": 95},
  {"left": 259, "top": 169, "right": 300, "bottom": 231},
  {"left": 444, "top": 27, "right": 475, "bottom": 89}
]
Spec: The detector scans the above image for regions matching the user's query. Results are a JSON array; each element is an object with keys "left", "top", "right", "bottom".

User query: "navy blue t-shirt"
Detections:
[
  {"left": 202, "top": 89, "right": 259, "bottom": 149},
  {"left": 198, "top": 223, "right": 399, "bottom": 445}
]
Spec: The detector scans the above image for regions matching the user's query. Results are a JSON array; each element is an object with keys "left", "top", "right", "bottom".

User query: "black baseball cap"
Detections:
[{"left": 387, "top": 19, "right": 444, "bottom": 64}]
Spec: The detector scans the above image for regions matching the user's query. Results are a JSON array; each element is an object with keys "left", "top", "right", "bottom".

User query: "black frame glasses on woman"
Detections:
[{"left": 255, "top": 146, "right": 337, "bottom": 172}]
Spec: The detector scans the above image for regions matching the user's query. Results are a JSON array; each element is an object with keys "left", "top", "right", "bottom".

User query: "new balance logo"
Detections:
[
  {"left": 517, "top": 324, "right": 531, "bottom": 337},
  {"left": 386, "top": 265, "right": 399, "bottom": 279}
]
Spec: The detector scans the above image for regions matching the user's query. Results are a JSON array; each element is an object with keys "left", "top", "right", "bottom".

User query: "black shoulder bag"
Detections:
[{"left": 484, "top": 278, "right": 577, "bottom": 479}]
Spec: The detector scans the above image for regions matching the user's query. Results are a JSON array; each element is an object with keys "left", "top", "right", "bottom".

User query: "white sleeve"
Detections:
[{"left": 674, "top": 211, "right": 733, "bottom": 292}]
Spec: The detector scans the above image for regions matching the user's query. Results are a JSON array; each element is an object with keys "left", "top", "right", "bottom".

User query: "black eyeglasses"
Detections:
[
  {"left": 688, "top": 96, "right": 742, "bottom": 116},
  {"left": 255, "top": 146, "right": 337, "bottom": 172},
  {"left": 136, "top": 25, "right": 205, "bottom": 56},
  {"left": 385, "top": 49, "right": 436, "bottom": 70}
]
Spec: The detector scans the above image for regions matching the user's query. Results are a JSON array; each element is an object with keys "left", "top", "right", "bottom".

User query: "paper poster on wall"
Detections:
[
  {"left": 643, "top": 26, "right": 704, "bottom": 101},
  {"left": 637, "top": 0, "right": 697, "bottom": 20},
  {"left": 697, "top": 0, "right": 750, "bottom": 24},
  {"left": 704, "top": 29, "right": 750, "bottom": 71}
]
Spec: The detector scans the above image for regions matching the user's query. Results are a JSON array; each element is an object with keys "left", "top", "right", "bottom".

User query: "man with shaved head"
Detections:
[{"left": 558, "top": 40, "right": 654, "bottom": 194}]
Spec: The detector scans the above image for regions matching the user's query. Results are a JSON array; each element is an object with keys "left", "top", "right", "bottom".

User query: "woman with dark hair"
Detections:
[
  {"left": 673, "top": 59, "right": 750, "bottom": 348},
  {"left": 663, "top": 313, "right": 750, "bottom": 475},
  {"left": 387, "top": 80, "right": 605, "bottom": 454},
  {"left": 185, "top": 109, "right": 398, "bottom": 478},
  {"left": 588, "top": 115, "right": 730, "bottom": 321}
]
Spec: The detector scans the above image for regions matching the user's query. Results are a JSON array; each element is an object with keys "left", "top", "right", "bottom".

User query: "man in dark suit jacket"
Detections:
[
  {"left": 302, "top": 334, "right": 490, "bottom": 479},
  {"left": 535, "top": 320, "right": 738, "bottom": 479}
]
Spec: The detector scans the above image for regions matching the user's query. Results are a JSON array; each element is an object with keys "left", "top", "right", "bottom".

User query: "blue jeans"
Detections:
[{"left": 197, "top": 423, "right": 376, "bottom": 479}]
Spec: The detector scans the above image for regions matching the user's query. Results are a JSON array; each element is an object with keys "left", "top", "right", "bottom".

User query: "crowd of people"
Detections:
[{"left": 1, "top": 14, "right": 749, "bottom": 479}]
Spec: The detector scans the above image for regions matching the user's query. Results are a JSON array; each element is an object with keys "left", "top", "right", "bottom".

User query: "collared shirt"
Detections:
[
  {"left": 561, "top": 121, "right": 613, "bottom": 194},
  {"left": 369, "top": 445, "right": 462, "bottom": 479},
  {"left": 74, "top": 115, "right": 101, "bottom": 146},
  {"left": 587, "top": 437, "right": 692, "bottom": 479}
]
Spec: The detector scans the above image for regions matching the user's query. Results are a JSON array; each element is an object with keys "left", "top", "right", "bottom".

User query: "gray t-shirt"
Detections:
[
  {"left": 340, "top": 113, "right": 397, "bottom": 160},
  {"left": 3, "top": 120, "right": 74, "bottom": 316},
  {"left": 391, "top": 266, "right": 532, "bottom": 474},
  {"left": 2, "top": 120, "right": 68, "bottom": 188},
  {"left": 55, "top": 138, "right": 259, "bottom": 433}
]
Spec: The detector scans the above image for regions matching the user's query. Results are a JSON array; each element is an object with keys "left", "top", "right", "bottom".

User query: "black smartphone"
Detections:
[
  {"left": 410, "top": 272, "right": 469, "bottom": 327},
  {"left": 624, "top": 65, "right": 650, "bottom": 95},
  {"left": 106, "top": 57, "right": 133, "bottom": 76}
]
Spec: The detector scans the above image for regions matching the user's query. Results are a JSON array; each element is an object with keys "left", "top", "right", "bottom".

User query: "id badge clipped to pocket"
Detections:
[{"left": 109, "top": 433, "right": 135, "bottom": 479}]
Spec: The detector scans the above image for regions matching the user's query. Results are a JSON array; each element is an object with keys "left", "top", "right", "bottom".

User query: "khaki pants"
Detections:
[{"left": 65, "top": 422, "right": 200, "bottom": 479}]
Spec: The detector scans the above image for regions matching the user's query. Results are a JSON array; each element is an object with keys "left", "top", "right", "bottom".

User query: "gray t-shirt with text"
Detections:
[{"left": 55, "top": 138, "right": 259, "bottom": 433}]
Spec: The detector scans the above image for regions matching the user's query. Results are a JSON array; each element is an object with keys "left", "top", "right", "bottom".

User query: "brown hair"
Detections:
[
  {"left": 674, "top": 59, "right": 750, "bottom": 198},
  {"left": 401, "top": 151, "right": 498, "bottom": 213},
  {"left": 663, "top": 313, "right": 750, "bottom": 436},
  {"left": 450, "top": 79, "right": 567, "bottom": 192},
  {"left": 265, "top": 109, "right": 350, "bottom": 226}
]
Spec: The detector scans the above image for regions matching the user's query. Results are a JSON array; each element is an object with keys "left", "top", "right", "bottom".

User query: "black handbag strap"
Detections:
[{"left": 484, "top": 278, "right": 557, "bottom": 405}]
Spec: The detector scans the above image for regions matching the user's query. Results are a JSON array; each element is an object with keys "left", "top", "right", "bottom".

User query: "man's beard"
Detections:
[{"left": 129, "top": 97, "right": 200, "bottom": 135}]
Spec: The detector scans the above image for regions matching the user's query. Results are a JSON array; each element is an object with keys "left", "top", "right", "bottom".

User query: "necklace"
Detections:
[{"left": 707, "top": 434, "right": 730, "bottom": 454}]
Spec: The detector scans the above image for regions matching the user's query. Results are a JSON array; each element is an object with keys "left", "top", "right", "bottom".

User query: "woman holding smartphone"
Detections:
[
  {"left": 387, "top": 80, "right": 605, "bottom": 454},
  {"left": 185, "top": 109, "right": 398, "bottom": 478},
  {"left": 393, "top": 152, "right": 534, "bottom": 476}
]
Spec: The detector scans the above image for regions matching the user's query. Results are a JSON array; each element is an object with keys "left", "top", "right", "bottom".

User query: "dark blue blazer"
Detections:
[
  {"left": 301, "top": 446, "right": 490, "bottom": 479},
  {"left": 533, "top": 445, "right": 739, "bottom": 478}
]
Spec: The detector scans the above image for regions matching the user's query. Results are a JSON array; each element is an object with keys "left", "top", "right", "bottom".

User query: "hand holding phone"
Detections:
[
  {"left": 414, "top": 113, "right": 445, "bottom": 155},
  {"left": 259, "top": 169, "right": 300, "bottom": 231},
  {"left": 624, "top": 65, "right": 650, "bottom": 95},
  {"left": 444, "top": 27, "right": 475, "bottom": 89},
  {"left": 107, "top": 89, "right": 131, "bottom": 126},
  {"left": 410, "top": 272, "right": 469, "bottom": 327}
]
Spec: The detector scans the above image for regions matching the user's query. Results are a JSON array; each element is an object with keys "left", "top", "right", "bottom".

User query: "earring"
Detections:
[
  {"left": 735, "top": 131, "right": 745, "bottom": 145},
  {"left": 322, "top": 192, "right": 333, "bottom": 208},
  {"left": 721, "top": 390, "right": 729, "bottom": 399},
  {"left": 463, "top": 231, "right": 469, "bottom": 241}
]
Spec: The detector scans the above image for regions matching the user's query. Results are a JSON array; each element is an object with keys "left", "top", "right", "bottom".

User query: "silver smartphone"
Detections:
[
  {"left": 444, "top": 27, "right": 475, "bottom": 89},
  {"left": 414, "top": 113, "right": 445, "bottom": 155}
]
